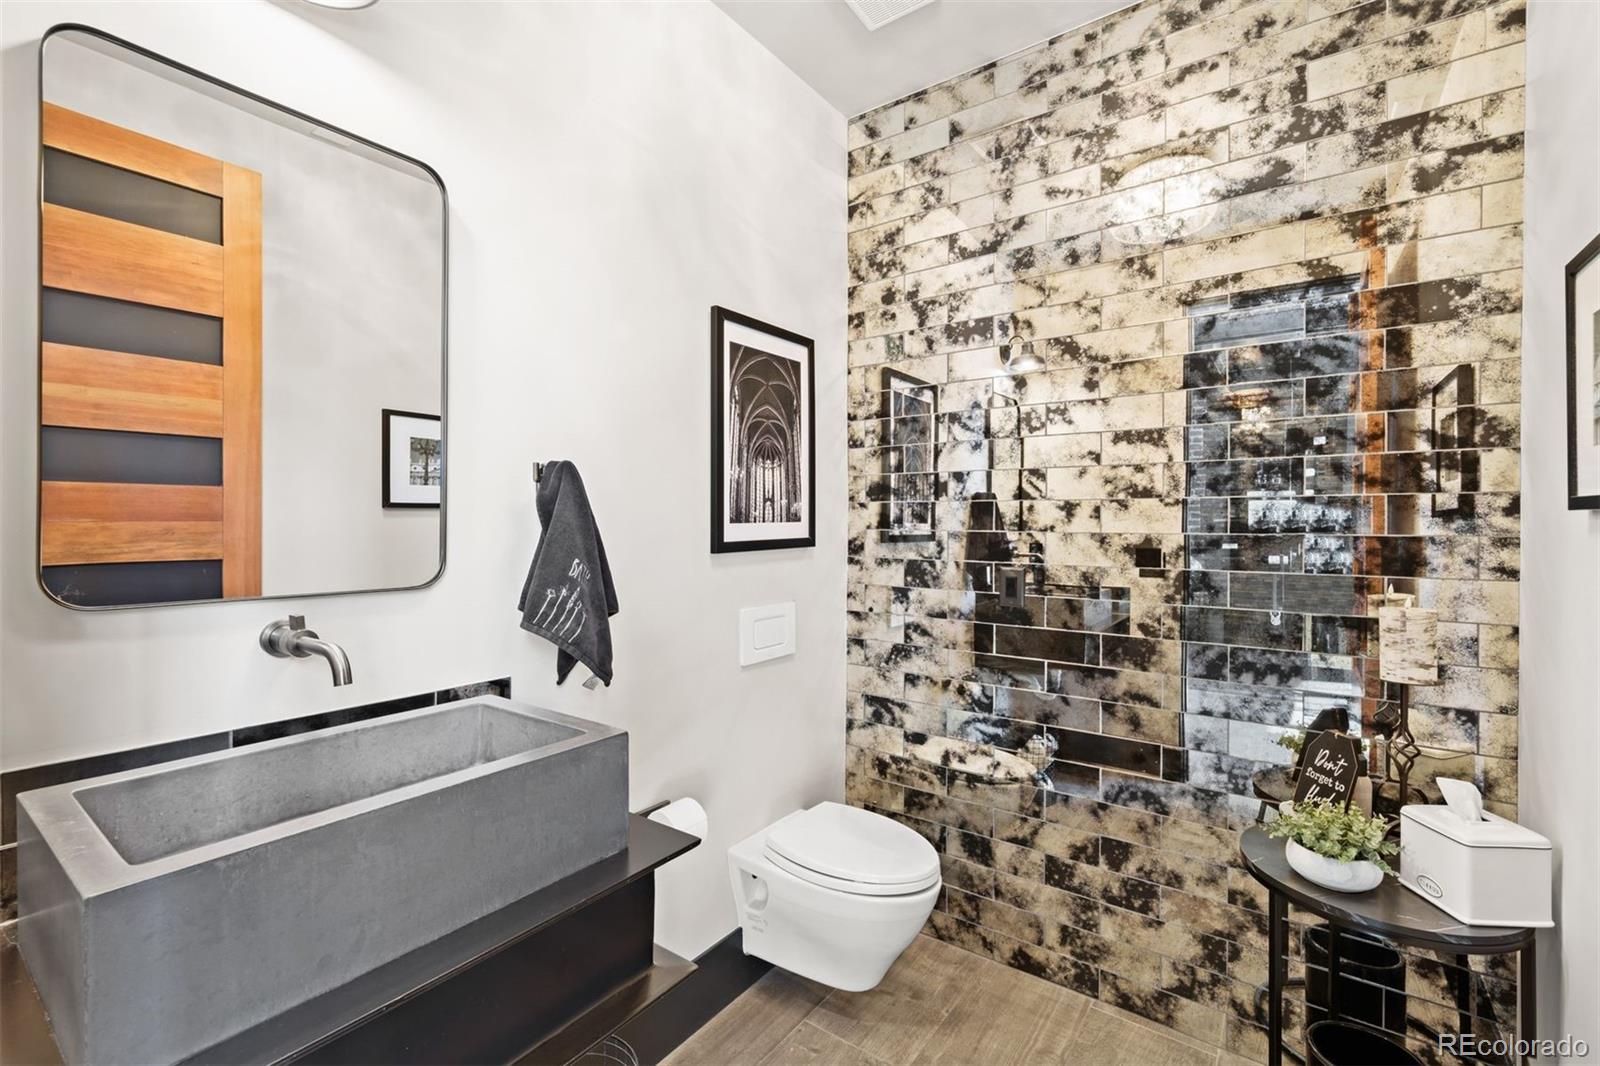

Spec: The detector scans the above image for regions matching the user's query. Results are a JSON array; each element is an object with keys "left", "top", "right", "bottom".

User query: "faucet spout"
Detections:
[
  {"left": 259, "top": 616, "right": 354, "bottom": 687},
  {"left": 295, "top": 635, "right": 354, "bottom": 686}
]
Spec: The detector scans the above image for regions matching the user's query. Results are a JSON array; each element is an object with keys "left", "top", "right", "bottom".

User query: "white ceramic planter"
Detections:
[{"left": 1285, "top": 840, "right": 1384, "bottom": 893}]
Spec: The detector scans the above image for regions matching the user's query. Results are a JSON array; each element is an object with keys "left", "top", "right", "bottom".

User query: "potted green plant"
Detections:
[{"left": 1268, "top": 798, "right": 1397, "bottom": 893}]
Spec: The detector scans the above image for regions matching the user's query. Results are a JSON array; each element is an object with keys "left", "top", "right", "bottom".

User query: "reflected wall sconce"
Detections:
[{"left": 1001, "top": 338, "right": 1044, "bottom": 374}]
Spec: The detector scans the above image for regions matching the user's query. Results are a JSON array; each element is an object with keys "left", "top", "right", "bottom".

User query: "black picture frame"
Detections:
[
  {"left": 880, "top": 367, "right": 938, "bottom": 542},
  {"left": 710, "top": 306, "right": 815, "bottom": 553},
  {"left": 1566, "top": 232, "right": 1600, "bottom": 509},
  {"left": 1427, "top": 364, "right": 1477, "bottom": 517},
  {"left": 382, "top": 408, "right": 442, "bottom": 509}
]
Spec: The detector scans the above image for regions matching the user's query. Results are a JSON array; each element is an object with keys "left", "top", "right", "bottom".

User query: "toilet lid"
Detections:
[
  {"left": 765, "top": 847, "right": 941, "bottom": 896},
  {"left": 764, "top": 802, "right": 940, "bottom": 889}
]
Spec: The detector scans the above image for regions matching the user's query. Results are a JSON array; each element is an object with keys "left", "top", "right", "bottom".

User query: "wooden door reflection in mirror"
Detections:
[{"left": 40, "top": 104, "right": 261, "bottom": 604}]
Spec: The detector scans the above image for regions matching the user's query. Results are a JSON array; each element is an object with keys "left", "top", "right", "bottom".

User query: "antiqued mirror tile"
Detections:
[
  {"left": 1306, "top": 9, "right": 1488, "bottom": 102},
  {"left": 844, "top": 0, "right": 1524, "bottom": 1044},
  {"left": 1387, "top": 132, "right": 1522, "bottom": 201},
  {"left": 1385, "top": 42, "right": 1524, "bottom": 121},
  {"left": 1226, "top": 0, "right": 1388, "bottom": 85},
  {"left": 905, "top": 69, "right": 998, "bottom": 130}
]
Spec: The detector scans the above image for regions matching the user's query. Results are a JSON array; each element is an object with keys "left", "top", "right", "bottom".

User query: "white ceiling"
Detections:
[{"left": 713, "top": 0, "right": 1136, "bottom": 118}]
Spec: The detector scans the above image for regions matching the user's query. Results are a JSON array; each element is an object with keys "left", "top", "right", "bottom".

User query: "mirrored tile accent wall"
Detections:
[{"left": 845, "top": 0, "right": 1524, "bottom": 1059}]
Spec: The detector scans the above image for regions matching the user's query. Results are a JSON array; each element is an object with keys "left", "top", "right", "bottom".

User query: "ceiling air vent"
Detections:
[{"left": 844, "top": 0, "right": 936, "bottom": 32}]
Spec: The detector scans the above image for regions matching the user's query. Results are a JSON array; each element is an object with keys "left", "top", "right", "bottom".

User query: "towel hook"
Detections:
[{"left": 532, "top": 461, "right": 546, "bottom": 483}]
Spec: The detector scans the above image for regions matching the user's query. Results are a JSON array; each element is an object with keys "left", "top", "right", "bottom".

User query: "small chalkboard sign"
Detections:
[{"left": 1291, "top": 731, "right": 1361, "bottom": 810}]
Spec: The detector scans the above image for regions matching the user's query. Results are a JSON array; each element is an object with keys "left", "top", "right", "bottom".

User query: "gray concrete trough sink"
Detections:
[{"left": 16, "top": 696, "right": 628, "bottom": 1065}]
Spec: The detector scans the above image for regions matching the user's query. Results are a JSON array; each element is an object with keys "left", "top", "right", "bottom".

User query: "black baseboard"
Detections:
[{"left": 599, "top": 931, "right": 772, "bottom": 1065}]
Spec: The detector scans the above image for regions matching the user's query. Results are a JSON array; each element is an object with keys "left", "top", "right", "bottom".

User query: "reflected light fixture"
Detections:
[
  {"left": 1109, "top": 154, "right": 1222, "bottom": 246},
  {"left": 302, "top": 0, "right": 379, "bottom": 9},
  {"left": 1001, "top": 339, "right": 1045, "bottom": 375}
]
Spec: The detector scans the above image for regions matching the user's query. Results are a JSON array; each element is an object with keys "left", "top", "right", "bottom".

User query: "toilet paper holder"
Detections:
[{"left": 638, "top": 797, "right": 707, "bottom": 839}]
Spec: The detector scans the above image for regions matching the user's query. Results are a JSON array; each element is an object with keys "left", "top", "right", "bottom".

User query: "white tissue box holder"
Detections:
[{"left": 1399, "top": 804, "right": 1553, "bottom": 927}]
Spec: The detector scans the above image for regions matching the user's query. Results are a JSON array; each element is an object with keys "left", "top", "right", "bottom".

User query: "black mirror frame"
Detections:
[{"left": 35, "top": 24, "right": 450, "bottom": 608}]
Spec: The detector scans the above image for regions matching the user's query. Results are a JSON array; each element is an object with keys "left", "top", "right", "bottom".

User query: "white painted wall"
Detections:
[
  {"left": 1521, "top": 1, "right": 1600, "bottom": 1056},
  {"left": 0, "top": 0, "right": 847, "bottom": 958}
]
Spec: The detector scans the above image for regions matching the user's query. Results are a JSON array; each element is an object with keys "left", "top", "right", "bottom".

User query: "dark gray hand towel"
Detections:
[{"left": 517, "top": 461, "right": 618, "bottom": 687}]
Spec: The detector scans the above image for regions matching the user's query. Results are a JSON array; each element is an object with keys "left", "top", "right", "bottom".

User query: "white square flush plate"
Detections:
[{"left": 740, "top": 602, "right": 796, "bottom": 666}]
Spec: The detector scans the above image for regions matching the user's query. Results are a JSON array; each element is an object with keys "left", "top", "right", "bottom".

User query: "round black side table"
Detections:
[{"left": 1240, "top": 827, "right": 1538, "bottom": 1066}]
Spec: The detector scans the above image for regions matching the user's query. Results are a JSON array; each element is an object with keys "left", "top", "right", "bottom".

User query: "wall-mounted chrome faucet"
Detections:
[{"left": 260, "top": 615, "right": 353, "bottom": 686}]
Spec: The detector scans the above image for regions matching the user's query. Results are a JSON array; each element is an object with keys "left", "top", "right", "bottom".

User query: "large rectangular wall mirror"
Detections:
[{"left": 37, "top": 26, "right": 447, "bottom": 609}]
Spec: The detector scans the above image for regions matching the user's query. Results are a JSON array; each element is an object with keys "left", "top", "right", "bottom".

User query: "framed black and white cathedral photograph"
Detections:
[
  {"left": 1567, "top": 233, "right": 1600, "bottom": 509},
  {"left": 710, "top": 306, "right": 815, "bottom": 552}
]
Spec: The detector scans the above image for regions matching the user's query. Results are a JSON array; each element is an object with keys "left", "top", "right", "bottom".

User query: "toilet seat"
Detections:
[
  {"left": 764, "top": 847, "right": 941, "bottom": 896},
  {"left": 761, "top": 801, "right": 940, "bottom": 896}
]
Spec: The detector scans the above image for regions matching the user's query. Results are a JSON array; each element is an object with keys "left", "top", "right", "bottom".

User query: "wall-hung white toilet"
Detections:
[{"left": 728, "top": 801, "right": 941, "bottom": 991}]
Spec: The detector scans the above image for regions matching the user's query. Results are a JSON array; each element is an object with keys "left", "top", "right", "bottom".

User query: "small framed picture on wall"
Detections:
[
  {"left": 881, "top": 368, "right": 937, "bottom": 542},
  {"left": 1427, "top": 364, "right": 1477, "bottom": 517},
  {"left": 710, "top": 306, "right": 815, "bottom": 553},
  {"left": 382, "top": 409, "right": 442, "bottom": 508},
  {"left": 1567, "top": 233, "right": 1600, "bottom": 509}
]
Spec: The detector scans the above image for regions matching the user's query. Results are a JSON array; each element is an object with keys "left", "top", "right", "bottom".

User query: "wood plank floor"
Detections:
[{"left": 663, "top": 935, "right": 1250, "bottom": 1066}]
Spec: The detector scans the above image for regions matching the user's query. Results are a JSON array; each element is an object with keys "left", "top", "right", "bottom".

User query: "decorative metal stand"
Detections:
[{"left": 1374, "top": 682, "right": 1423, "bottom": 810}]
